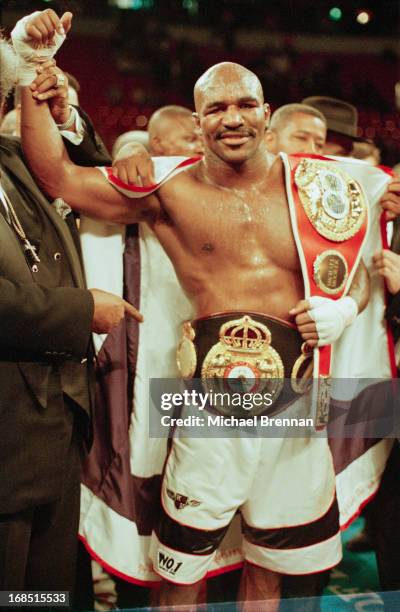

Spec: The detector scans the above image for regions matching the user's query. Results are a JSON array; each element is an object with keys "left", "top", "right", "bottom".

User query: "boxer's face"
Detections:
[{"left": 195, "top": 69, "right": 269, "bottom": 164}]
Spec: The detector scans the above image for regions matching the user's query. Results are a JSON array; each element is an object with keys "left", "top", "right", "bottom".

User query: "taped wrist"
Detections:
[
  {"left": 308, "top": 296, "right": 358, "bottom": 346},
  {"left": 11, "top": 12, "right": 66, "bottom": 86}
]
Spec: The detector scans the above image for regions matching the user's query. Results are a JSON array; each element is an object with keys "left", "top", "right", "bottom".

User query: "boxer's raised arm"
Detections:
[
  {"left": 13, "top": 8, "right": 160, "bottom": 223},
  {"left": 21, "top": 86, "right": 160, "bottom": 223}
]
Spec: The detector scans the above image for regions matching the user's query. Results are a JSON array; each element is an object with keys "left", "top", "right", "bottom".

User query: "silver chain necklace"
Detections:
[{"left": 0, "top": 182, "right": 41, "bottom": 269}]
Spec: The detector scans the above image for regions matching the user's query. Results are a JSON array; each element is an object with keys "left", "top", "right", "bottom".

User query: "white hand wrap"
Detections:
[
  {"left": 308, "top": 296, "right": 358, "bottom": 346},
  {"left": 11, "top": 12, "right": 66, "bottom": 86}
]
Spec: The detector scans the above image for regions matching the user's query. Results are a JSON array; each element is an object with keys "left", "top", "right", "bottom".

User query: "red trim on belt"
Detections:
[{"left": 287, "top": 155, "right": 368, "bottom": 377}]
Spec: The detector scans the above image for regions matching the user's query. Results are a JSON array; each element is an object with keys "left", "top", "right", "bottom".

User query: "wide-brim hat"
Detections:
[{"left": 302, "top": 96, "right": 365, "bottom": 141}]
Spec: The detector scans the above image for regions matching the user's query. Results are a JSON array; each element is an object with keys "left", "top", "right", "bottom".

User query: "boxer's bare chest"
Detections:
[{"left": 154, "top": 162, "right": 300, "bottom": 277}]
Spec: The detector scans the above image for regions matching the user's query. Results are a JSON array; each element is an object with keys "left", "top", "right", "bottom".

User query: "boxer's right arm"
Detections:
[
  {"left": 21, "top": 86, "right": 161, "bottom": 223},
  {"left": 15, "top": 9, "right": 159, "bottom": 223}
]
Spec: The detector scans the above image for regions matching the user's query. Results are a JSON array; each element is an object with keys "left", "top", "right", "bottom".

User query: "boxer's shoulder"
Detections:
[{"left": 159, "top": 158, "right": 204, "bottom": 193}]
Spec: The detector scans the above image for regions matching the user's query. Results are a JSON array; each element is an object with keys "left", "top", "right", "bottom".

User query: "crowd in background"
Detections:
[{"left": 2, "top": 0, "right": 399, "bottom": 165}]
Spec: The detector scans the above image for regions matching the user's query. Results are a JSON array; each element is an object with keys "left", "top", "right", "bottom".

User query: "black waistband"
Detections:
[
  {"left": 185, "top": 312, "right": 310, "bottom": 417},
  {"left": 191, "top": 311, "right": 303, "bottom": 379}
]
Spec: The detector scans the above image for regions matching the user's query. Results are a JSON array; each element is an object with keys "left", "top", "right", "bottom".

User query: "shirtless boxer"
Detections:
[{"left": 17, "top": 11, "right": 369, "bottom": 610}]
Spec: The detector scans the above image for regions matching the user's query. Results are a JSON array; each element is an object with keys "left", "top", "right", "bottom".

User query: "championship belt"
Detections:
[
  {"left": 200, "top": 315, "right": 284, "bottom": 415},
  {"left": 177, "top": 321, "right": 197, "bottom": 379},
  {"left": 287, "top": 154, "right": 368, "bottom": 425},
  {"left": 177, "top": 312, "right": 310, "bottom": 417}
]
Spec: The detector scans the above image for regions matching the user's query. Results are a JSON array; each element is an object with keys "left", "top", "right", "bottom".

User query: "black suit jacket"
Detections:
[
  {"left": 63, "top": 107, "right": 111, "bottom": 167},
  {"left": 0, "top": 122, "right": 110, "bottom": 515}
]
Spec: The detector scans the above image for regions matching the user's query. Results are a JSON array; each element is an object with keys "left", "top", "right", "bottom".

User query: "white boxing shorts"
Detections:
[{"left": 149, "top": 313, "right": 341, "bottom": 584}]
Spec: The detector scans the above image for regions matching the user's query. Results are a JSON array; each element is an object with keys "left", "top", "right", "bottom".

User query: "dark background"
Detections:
[{"left": 1, "top": 0, "right": 399, "bottom": 163}]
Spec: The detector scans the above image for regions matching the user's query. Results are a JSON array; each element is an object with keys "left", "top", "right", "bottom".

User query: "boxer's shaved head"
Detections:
[
  {"left": 194, "top": 62, "right": 263, "bottom": 113},
  {"left": 193, "top": 62, "right": 268, "bottom": 165}
]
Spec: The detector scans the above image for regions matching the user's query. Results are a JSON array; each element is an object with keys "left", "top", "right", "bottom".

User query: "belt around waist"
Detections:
[{"left": 177, "top": 311, "right": 313, "bottom": 417}]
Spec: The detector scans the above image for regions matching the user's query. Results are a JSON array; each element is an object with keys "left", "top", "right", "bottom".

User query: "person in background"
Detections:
[
  {"left": 147, "top": 104, "right": 203, "bottom": 156},
  {"left": 369, "top": 131, "right": 400, "bottom": 593},
  {"left": 264, "top": 102, "right": 326, "bottom": 156},
  {"left": 371, "top": 242, "right": 400, "bottom": 590},
  {"left": 300, "top": 95, "right": 398, "bottom": 214},
  {"left": 303, "top": 95, "right": 400, "bottom": 555},
  {"left": 302, "top": 96, "right": 365, "bottom": 157},
  {"left": 114, "top": 105, "right": 203, "bottom": 165},
  {"left": 112, "top": 129, "right": 150, "bottom": 158},
  {"left": 351, "top": 141, "right": 381, "bottom": 166}
]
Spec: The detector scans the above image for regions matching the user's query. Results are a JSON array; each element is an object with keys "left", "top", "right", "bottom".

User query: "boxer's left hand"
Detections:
[
  {"left": 290, "top": 296, "right": 358, "bottom": 347},
  {"left": 380, "top": 177, "right": 400, "bottom": 221},
  {"left": 112, "top": 143, "right": 155, "bottom": 186},
  {"left": 30, "top": 60, "right": 71, "bottom": 124}
]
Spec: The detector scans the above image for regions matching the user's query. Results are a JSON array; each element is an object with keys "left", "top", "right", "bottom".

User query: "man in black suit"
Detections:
[
  {"left": 0, "top": 31, "right": 141, "bottom": 604},
  {"left": 371, "top": 225, "right": 400, "bottom": 590}
]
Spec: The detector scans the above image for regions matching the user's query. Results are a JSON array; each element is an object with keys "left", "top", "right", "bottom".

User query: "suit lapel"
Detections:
[
  {"left": 0, "top": 214, "right": 33, "bottom": 278},
  {"left": 1, "top": 142, "right": 85, "bottom": 288},
  {"left": 0, "top": 202, "right": 52, "bottom": 408}
]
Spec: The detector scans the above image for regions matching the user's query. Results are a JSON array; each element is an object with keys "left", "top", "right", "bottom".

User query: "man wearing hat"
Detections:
[
  {"left": 303, "top": 95, "right": 400, "bottom": 244},
  {"left": 302, "top": 96, "right": 367, "bottom": 157}
]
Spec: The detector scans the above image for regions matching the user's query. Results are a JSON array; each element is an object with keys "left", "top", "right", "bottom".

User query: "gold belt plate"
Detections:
[
  {"left": 201, "top": 315, "right": 284, "bottom": 411},
  {"left": 295, "top": 159, "right": 367, "bottom": 242},
  {"left": 313, "top": 249, "right": 349, "bottom": 294},
  {"left": 177, "top": 321, "right": 197, "bottom": 379}
]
